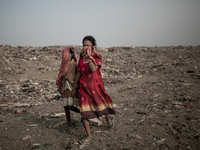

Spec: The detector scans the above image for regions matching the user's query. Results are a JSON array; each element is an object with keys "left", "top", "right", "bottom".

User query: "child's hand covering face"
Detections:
[{"left": 81, "top": 46, "right": 93, "bottom": 58}]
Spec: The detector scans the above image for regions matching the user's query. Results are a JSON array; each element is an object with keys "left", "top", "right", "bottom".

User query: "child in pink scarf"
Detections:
[{"left": 56, "top": 46, "right": 80, "bottom": 130}]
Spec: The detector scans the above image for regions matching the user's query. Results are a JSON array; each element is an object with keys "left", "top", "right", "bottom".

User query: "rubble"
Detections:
[{"left": 0, "top": 45, "right": 200, "bottom": 149}]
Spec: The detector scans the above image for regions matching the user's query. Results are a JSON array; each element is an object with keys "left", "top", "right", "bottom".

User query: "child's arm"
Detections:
[
  {"left": 72, "top": 71, "right": 81, "bottom": 96},
  {"left": 88, "top": 58, "right": 98, "bottom": 72}
]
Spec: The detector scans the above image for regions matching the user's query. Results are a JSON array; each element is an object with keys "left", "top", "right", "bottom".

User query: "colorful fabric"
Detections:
[
  {"left": 56, "top": 47, "right": 77, "bottom": 93},
  {"left": 77, "top": 51, "right": 116, "bottom": 122}
]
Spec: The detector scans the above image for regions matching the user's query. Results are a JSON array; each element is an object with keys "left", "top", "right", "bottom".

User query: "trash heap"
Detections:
[{"left": 0, "top": 44, "right": 200, "bottom": 149}]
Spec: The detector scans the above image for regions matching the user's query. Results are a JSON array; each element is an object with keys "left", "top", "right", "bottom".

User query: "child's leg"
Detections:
[
  {"left": 64, "top": 106, "right": 73, "bottom": 128},
  {"left": 82, "top": 118, "right": 92, "bottom": 139},
  {"left": 69, "top": 106, "right": 80, "bottom": 113}
]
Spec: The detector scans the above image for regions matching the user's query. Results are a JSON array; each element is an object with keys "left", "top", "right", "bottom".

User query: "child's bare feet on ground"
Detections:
[
  {"left": 106, "top": 116, "right": 114, "bottom": 128},
  {"left": 106, "top": 116, "right": 111, "bottom": 125},
  {"left": 67, "top": 125, "right": 75, "bottom": 132},
  {"left": 87, "top": 135, "right": 92, "bottom": 140},
  {"left": 79, "top": 136, "right": 93, "bottom": 145}
]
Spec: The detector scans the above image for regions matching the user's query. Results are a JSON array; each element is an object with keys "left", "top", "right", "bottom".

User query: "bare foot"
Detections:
[
  {"left": 106, "top": 116, "right": 111, "bottom": 125},
  {"left": 87, "top": 135, "right": 92, "bottom": 139},
  {"left": 79, "top": 136, "right": 93, "bottom": 145},
  {"left": 67, "top": 126, "right": 74, "bottom": 132},
  {"left": 106, "top": 116, "right": 114, "bottom": 129}
]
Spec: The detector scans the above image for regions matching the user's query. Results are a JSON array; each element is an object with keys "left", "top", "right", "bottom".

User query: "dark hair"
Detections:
[
  {"left": 82, "top": 35, "right": 97, "bottom": 46},
  {"left": 69, "top": 48, "right": 75, "bottom": 59}
]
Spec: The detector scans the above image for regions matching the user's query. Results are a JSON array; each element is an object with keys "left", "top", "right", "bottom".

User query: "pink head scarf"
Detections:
[{"left": 56, "top": 46, "right": 77, "bottom": 93}]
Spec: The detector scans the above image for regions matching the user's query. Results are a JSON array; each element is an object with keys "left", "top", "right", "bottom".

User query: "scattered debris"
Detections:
[{"left": 0, "top": 45, "right": 200, "bottom": 149}]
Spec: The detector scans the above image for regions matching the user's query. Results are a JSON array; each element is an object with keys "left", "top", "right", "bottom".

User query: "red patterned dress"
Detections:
[{"left": 77, "top": 53, "right": 116, "bottom": 124}]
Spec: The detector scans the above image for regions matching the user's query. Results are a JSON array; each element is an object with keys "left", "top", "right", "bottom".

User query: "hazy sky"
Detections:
[{"left": 0, "top": 0, "right": 200, "bottom": 47}]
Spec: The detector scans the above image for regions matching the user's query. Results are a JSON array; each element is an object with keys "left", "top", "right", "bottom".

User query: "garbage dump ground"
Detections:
[{"left": 0, "top": 45, "right": 200, "bottom": 150}]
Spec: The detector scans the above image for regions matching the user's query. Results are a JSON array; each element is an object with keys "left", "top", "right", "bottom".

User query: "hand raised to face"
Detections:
[{"left": 82, "top": 46, "right": 92, "bottom": 57}]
